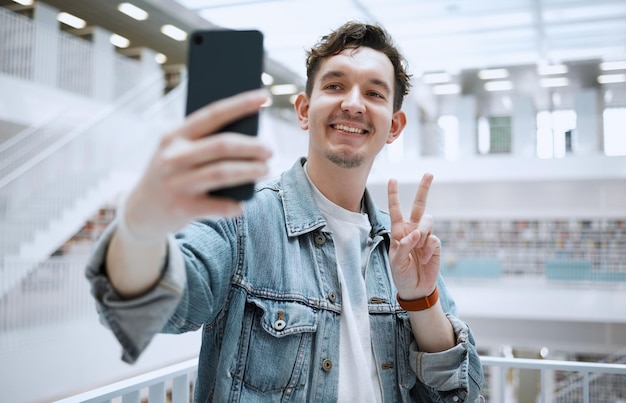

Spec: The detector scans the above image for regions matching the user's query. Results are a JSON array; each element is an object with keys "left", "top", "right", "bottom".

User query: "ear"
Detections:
[
  {"left": 386, "top": 110, "right": 407, "bottom": 144},
  {"left": 294, "top": 92, "right": 310, "bottom": 130}
]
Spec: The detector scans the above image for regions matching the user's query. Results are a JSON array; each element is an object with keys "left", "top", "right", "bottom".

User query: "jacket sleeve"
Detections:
[
  {"left": 408, "top": 276, "right": 485, "bottom": 402},
  {"left": 85, "top": 217, "right": 240, "bottom": 364},
  {"left": 85, "top": 220, "right": 187, "bottom": 364}
]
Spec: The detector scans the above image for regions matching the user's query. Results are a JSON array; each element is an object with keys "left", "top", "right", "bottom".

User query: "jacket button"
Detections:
[
  {"left": 273, "top": 319, "right": 286, "bottom": 331},
  {"left": 314, "top": 233, "right": 326, "bottom": 245},
  {"left": 322, "top": 359, "right": 333, "bottom": 372},
  {"left": 328, "top": 291, "right": 337, "bottom": 303}
]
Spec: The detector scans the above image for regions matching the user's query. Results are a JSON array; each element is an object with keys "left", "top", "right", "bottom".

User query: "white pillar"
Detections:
[
  {"left": 33, "top": 2, "right": 58, "bottom": 87},
  {"left": 511, "top": 95, "right": 536, "bottom": 157},
  {"left": 91, "top": 27, "right": 116, "bottom": 102},
  {"left": 455, "top": 95, "right": 477, "bottom": 158},
  {"left": 574, "top": 88, "right": 602, "bottom": 154},
  {"left": 139, "top": 48, "right": 165, "bottom": 101},
  {"left": 139, "top": 48, "right": 161, "bottom": 77}
]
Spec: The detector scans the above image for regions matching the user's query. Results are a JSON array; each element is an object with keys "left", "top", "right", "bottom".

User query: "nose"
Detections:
[{"left": 341, "top": 87, "right": 365, "bottom": 114}]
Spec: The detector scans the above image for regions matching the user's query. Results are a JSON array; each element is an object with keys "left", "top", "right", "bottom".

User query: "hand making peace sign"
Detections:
[{"left": 387, "top": 173, "right": 441, "bottom": 301}]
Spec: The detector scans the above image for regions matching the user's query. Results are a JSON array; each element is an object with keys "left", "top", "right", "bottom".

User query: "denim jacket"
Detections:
[{"left": 86, "top": 158, "right": 484, "bottom": 402}]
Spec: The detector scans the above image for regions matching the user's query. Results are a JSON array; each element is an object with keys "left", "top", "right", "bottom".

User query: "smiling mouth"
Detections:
[{"left": 332, "top": 124, "right": 367, "bottom": 134}]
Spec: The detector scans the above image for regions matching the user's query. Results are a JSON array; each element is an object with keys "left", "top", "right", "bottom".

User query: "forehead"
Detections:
[{"left": 317, "top": 47, "right": 395, "bottom": 85}]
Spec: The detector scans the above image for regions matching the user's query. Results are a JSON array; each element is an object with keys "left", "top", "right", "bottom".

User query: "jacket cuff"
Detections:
[
  {"left": 409, "top": 315, "right": 471, "bottom": 396},
  {"left": 85, "top": 220, "right": 186, "bottom": 363}
]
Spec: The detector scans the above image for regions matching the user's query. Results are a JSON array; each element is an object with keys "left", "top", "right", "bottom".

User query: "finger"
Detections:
[
  {"left": 390, "top": 230, "right": 421, "bottom": 269},
  {"left": 183, "top": 89, "right": 270, "bottom": 140},
  {"left": 168, "top": 160, "right": 269, "bottom": 195},
  {"left": 409, "top": 173, "right": 434, "bottom": 223},
  {"left": 416, "top": 214, "right": 434, "bottom": 248},
  {"left": 419, "top": 234, "right": 441, "bottom": 265},
  {"left": 162, "top": 133, "right": 272, "bottom": 170},
  {"left": 387, "top": 178, "right": 404, "bottom": 225}
]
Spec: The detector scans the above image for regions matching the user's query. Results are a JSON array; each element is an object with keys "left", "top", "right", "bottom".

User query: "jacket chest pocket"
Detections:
[{"left": 230, "top": 296, "right": 319, "bottom": 393}]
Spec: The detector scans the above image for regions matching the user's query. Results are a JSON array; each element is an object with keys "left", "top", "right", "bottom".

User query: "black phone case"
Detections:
[{"left": 185, "top": 29, "right": 264, "bottom": 200}]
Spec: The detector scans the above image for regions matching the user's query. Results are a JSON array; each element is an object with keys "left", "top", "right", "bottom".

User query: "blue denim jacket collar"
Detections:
[{"left": 279, "top": 157, "right": 391, "bottom": 243}]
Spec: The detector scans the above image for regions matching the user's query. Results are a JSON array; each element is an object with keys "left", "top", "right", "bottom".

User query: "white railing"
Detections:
[
  {"left": 0, "top": 7, "right": 146, "bottom": 100},
  {"left": 0, "top": 255, "right": 94, "bottom": 340},
  {"left": 54, "top": 358, "right": 197, "bottom": 403},
  {"left": 481, "top": 356, "right": 626, "bottom": 403},
  {"left": 0, "top": 72, "right": 180, "bottom": 297},
  {"left": 0, "top": 7, "right": 33, "bottom": 80},
  {"left": 56, "top": 28, "right": 94, "bottom": 97},
  {"left": 53, "top": 356, "right": 626, "bottom": 403}
]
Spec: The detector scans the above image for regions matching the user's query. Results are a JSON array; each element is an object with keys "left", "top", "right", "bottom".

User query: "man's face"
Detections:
[{"left": 296, "top": 47, "right": 406, "bottom": 170}]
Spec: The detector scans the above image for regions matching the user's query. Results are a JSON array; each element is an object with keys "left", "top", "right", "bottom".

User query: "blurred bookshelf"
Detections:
[{"left": 437, "top": 218, "right": 626, "bottom": 279}]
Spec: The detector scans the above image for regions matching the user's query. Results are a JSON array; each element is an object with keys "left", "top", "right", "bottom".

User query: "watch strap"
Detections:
[{"left": 396, "top": 286, "right": 439, "bottom": 311}]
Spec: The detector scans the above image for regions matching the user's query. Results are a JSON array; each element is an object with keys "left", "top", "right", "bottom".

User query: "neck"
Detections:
[{"left": 305, "top": 156, "right": 371, "bottom": 212}]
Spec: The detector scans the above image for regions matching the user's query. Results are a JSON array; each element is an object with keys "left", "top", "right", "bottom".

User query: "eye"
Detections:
[
  {"left": 367, "top": 91, "right": 385, "bottom": 99},
  {"left": 325, "top": 83, "right": 342, "bottom": 90}
]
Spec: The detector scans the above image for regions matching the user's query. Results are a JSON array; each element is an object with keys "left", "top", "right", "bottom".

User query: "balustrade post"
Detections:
[{"left": 32, "top": 2, "right": 58, "bottom": 88}]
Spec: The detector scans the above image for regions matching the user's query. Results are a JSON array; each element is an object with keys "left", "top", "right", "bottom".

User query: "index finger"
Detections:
[
  {"left": 387, "top": 178, "right": 404, "bottom": 225},
  {"left": 183, "top": 89, "right": 270, "bottom": 140},
  {"left": 409, "top": 173, "right": 434, "bottom": 223}
]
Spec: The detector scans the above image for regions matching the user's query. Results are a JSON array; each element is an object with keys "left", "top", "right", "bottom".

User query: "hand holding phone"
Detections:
[{"left": 186, "top": 29, "right": 265, "bottom": 200}]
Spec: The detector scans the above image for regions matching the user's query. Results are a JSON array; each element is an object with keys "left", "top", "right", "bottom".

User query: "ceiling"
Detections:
[
  {"left": 177, "top": 0, "right": 626, "bottom": 80},
  {"left": 2, "top": 0, "right": 626, "bottom": 112}
]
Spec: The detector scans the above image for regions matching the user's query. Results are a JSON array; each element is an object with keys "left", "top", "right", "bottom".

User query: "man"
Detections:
[{"left": 87, "top": 21, "right": 484, "bottom": 402}]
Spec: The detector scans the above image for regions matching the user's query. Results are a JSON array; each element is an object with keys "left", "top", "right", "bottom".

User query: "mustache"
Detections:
[{"left": 326, "top": 113, "right": 373, "bottom": 132}]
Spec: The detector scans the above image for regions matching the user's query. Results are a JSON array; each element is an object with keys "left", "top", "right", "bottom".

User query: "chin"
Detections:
[{"left": 325, "top": 151, "right": 364, "bottom": 169}]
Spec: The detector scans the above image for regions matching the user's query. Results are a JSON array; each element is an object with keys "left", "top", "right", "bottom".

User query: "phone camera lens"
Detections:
[{"left": 193, "top": 34, "right": 203, "bottom": 45}]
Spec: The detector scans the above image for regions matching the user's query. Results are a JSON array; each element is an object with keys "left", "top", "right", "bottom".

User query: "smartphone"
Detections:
[{"left": 185, "top": 29, "right": 264, "bottom": 200}]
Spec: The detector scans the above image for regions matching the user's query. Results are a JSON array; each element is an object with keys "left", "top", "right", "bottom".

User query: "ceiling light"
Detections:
[
  {"left": 262, "top": 72, "right": 274, "bottom": 86},
  {"left": 110, "top": 33, "right": 130, "bottom": 48},
  {"left": 118, "top": 3, "right": 148, "bottom": 21},
  {"left": 57, "top": 12, "right": 86, "bottom": 29},
  {"left": 598, "top": 74, "right": 626, "bottom": 84},
  {"left": 538, "top": 64, "right": 568, "bottom": 75},
  {"left": 12, "top": 0, "right": 33, "bottom": 5},
  {"left": 432, "top": 84, "right": 461, "bottom": 95},
  {"left": 270, "top": 84, "right": 298, "bottom": 95},
  {"left": 540, "top": 77, "right": 569, "bottom": 87},
  {"left": 600, "top": 61, "right": 626, "bottom": 71},
  {"left": 484, "top": 80, "right": 513, "bottom": 91},
  {"left": 161, "top": 24, "right": 187, "bottom": 41},
  {"left": 422, "top": 72, "right": 451, "bottom": 84},
  {"left": 155, "top": 53, "right": 167, "bottom": 64},
  {"left": 478, "top": 68, "right": 509, "bottom": 80}
]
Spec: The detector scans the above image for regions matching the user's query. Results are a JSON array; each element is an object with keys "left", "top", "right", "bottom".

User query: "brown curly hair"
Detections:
[{"left": 305, "top": 21, "right": 412, "bottom": 112}]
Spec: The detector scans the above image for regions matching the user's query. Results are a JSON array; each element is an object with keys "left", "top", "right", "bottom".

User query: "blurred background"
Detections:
[{"left": 0, "top": 0, "right": 625, "bottom": 402}]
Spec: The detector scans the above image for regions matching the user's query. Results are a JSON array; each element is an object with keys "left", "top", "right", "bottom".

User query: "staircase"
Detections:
[{"left": 0, "top": 75, "right": 187, "bottom": 297}]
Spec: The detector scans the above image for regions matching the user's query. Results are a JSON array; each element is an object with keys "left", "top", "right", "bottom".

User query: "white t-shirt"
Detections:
[{"left": 305, "top": 169, "right": 383, "bottom": 402}]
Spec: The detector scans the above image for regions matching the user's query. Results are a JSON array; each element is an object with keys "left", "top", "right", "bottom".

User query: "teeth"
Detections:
[{"left": 334, "top": 124, "right": 365, "bottom": 134}]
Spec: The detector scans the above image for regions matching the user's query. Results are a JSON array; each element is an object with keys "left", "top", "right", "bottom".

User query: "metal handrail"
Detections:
[
  {"left": 481, "top": 356, "right": 626, "bottom": 403},
  {"left": 52, "top": 355, "right": 626, "bottom": 403},
  {"left": 0, "top": 72, "right": 163, "bottom": 190},
  {"left": 54, "top": 358, "right": 197, "bottom": 403}
]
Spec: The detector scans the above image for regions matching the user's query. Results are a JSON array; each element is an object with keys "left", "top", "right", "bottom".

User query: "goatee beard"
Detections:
[{"left": 325, "top": 151, "right": 364, "bottom": 169}]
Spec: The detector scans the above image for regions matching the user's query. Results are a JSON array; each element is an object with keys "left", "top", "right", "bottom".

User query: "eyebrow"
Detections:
[{"left": 319, "top": 70, "right": 392, "bottom": 95}]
